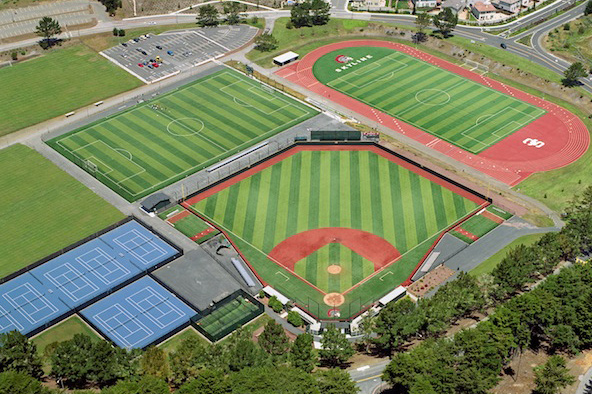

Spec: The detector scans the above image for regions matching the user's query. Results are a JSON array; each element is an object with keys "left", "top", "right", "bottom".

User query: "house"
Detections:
[
  {"left": 471, "top": 1, "right": 497, "bottom": 21},
  {"left": 411, "top": 0, "right": 437, "bottom": 8},
  {"left": 350, "top": 0, "right": 387, "bottom": 7},
  {"left": 497, "top": 0, "right": 521, "bottom": 13},
  {"left": 442, "top": 0, "right": 467, "bottom": 13}
]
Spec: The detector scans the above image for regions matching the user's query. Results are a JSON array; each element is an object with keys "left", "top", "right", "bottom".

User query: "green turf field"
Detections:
[
  {"left": 313, "top": 46, "right": 546, "bottom": 154},
  {"left": 0, "top": 145, "right": 124, "bottom": 278},
  {"left": 0, "top": 45, "right": 141, "bottom": 137},
  {"left": 187, "top": 148, "right": 483, "bottom": 319},
  {"left": 487, "top": 205, "right": 512, "bottom": 220},
  {"left": 48, "top": 68, "right": 318, "bottom": 201},
  {"left": 453, "top": 214, "right": 500, "bottom": 244},
  {"left": 32, "top": 315, "right": 102, "bottom": 356},
  {"left": 197, "top": 296, "right": 262, "bottom": 341},
  {"left": 159, "top": 205, "right": 219, "bottom": 242}
]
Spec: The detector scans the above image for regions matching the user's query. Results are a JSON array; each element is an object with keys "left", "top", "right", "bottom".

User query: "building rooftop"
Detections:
[{"left": 473, "top": 1, "right": 497, "bottom": 11}]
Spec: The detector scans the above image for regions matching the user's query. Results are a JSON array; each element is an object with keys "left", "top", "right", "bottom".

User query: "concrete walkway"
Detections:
[{"left": 576, "top": 366, "right": 592, "bottom": 394}]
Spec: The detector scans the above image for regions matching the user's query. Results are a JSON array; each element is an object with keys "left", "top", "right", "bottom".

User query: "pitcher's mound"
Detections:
[
  {"left": 327, "top": 265, "right": 342, "bottom": 274},
  {"left": 324, "top": 292, "right": 345, "bottom": 306}
]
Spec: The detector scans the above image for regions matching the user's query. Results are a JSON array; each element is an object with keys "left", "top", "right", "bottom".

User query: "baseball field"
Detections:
[
  {"left": 312, "top": 46, "right": 546, "bottom": 154},
  {"left": 48, "top": 68, "right": 318, "bottom": 201},
  {"left": 184, "top": 145, "right": 486, "bottom": 319}
]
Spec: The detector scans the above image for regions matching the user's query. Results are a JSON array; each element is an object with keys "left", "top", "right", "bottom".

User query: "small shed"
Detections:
[
  {"left": 273, "top": 51, "right": 299, "bottom": 66},
  {"left": 140, "top": 192, "right": 170, "bottom": 214}
]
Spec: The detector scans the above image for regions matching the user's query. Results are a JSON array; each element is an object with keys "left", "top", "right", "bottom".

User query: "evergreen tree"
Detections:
[
  {"left": 319, "top": 325, "right": 354, "bottom": 367},
  {"left": 197, "top": 5, "right": 219, "bottom": 27},
  {"left": 259, "top": 320, "right": 289, "bottom": 357},
  {"left": 140, "top": 346, "right": 170, "bottom": 380},
  {"left": 291, "top": 333, "right": 316, "bottom": 373},
  {"left": 0, "top": 331, "right": 43, "bottom": 379},
  {"left": 534, "top": 356, "right": 575, "bottom": 394},
  {"left": 315, "top": 368, "right": 359, "bottom": 394},
  {"left": 432, "top": 8, "right": 457, "bottom": 37},
  {"left": 35, "top": 17, "right": 61, "bottom": 45},
  {"left": 563, "top": 62, "right": 588, "bottom": 86}
]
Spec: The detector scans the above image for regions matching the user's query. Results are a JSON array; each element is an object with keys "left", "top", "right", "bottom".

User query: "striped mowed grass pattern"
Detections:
[
  {"left": 294, "top": 243, "right": 374, "bottom": 293},
  {"left": 313, "top": 47, "right": 545, "bottom": 154},
  {"left": 190, "top": 150, "right": 480, "bottom": 293},
  {"left": 48, "top": 69, "right": 317, "bottom": 201}
]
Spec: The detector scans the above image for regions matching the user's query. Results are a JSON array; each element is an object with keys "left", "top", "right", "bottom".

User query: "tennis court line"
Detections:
[
  {"left": 93, "top": 304, "right": 153, "bottom": 348},
  {"left": 125, "top": 286, "right": 186, "bottom": 329}
]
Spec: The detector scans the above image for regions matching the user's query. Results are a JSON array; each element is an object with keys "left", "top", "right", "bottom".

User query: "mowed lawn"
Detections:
[
  {"left": 0, "top": 145, "right": 124, "bottom": 278},
  {"left": 0, "top": 45, "right": 141, "bottom": 136},
  {"left": 49, "top": 68, "right": 318, "bottom": 201},
  {"left": 313, "top": 46, "right": 545, "bottom": 154},
  {"left": 187, "top": 148, "right": 483, "bottom": 317},
  {"left": 32, "top": 315, "right": 102, "bottom": 356}
]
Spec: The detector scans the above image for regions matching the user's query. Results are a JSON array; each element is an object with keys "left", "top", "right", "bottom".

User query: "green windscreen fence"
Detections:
[{"left": 311, "top": 130, "right": 361, "bottom": 141}]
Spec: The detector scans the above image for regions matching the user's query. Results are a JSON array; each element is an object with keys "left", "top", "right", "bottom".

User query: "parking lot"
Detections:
[{"left": 100, "top": 25, "right": 258, "bottom": 83}]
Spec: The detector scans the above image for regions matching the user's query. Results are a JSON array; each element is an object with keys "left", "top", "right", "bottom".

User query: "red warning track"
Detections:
[
  {"left": 268, "top": 228, "right": 401, "bottom": 272},
  {"left": 275, "top": 40, "right": 590, "bottom": 186}
]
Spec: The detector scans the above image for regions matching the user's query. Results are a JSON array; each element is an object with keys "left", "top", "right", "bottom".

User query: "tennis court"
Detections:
[
  {"left": 81, "top": 276, "right": 198, "bottom": 349},
  {"left": 48, "top": 68, "right": 318, "bottom": 201},
  {"left": 0, "top": 220, "right": 179, "bottom": 336}
]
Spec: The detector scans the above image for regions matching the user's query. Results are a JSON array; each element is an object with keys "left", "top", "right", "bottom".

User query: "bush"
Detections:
[
  {"left": 268, "top": 295, "right": 283, "bottom": 313},
  {"left": 11, "top": 52, "right": 17, "bottom": 61},
  {"left": 118, "top": 29, "right": 125, "bottom": 37},
  {"left": 113, "top": 27, "right": 119, "bottom": 36},
  {"left": 286, "top": 20, "right": 294, "bottom": 29},
  {"left": 287, "top": 311, "right": 304, "bottom": 327},
  {"left": 563, "top": 23, "right": 570, "bottom": 30},
  {"left": 258, "top": 290, "right": 265, "bottom": 298}
]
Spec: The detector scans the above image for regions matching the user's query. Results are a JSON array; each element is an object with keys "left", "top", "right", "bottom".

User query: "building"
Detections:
[
  {"left": 350, "top": 0, "right": 387, "bottom": 7},
  {"left": 442, "top": 0, "right": 466, "bottom": 13},
  {"left": 497, "top": 0, "right": 521, "bottom": 13},
  {"left": 471, "top": 1, "right": 497, "bottom": 22},
  {"left": 411, "top": 0, "right": 438, "bottom": 8}
]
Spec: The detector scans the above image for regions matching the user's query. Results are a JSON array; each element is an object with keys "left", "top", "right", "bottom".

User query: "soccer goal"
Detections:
[
  {"left": 463, "top": 59, "right": 489, "bottom": 75},
  {"left": 86, "top": 159, "right": 98, "bottom": 174}
]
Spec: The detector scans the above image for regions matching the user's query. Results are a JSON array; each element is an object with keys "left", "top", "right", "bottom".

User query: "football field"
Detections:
[
  {"left": 185, "top": 146, "right": 486, "bottom": 318},
  {"left": 48, "top": 68, "right": 318, "bottom": 201},
  {"left": 313, "top": 46, "right": 546, "bottom": 154}
]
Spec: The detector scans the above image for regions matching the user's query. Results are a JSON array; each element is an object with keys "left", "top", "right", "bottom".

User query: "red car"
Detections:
[
  {"left": 137, "top": 63, "right": 144, "bottom": 67},
  {"left": 152, "top": 63, "right": 159, "bottom": 68}
]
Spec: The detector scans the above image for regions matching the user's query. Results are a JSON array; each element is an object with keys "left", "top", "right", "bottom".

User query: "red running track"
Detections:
[{"left": 275, "top": 40, "right": 590, "bottom": 186}]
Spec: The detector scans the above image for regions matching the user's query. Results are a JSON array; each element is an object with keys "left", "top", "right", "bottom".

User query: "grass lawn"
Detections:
[
  {"left": 158, "top": 327, "right": 209, "bottom": 352},
  {"left": 49, "top": 68, "right": 317, "bottom": 201},
  {"left": 0, "top": 144, "right": 124, "bottom": 278},
  {"left": 313, "top": 46, "right": 545, "bottom": 154},
  {"left": 186, "top": 147, "right": 484, "bottom": 319},
  {"left": 160, "top": 205, "right": 219, "bottom": 242},
  {"left": 32, "top": 315, "right": 102, "bottom": 356},
  {"left": 487, "top": 205, "right": 512, "bottom": 220},
  {"left": 470, "top": 232, "right": 546, "bottom": 276},
  {"left": 0, "top": 45, "right": 141, "bottom": 136}
]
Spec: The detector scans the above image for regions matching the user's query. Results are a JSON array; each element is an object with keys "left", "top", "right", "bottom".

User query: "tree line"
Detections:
[
  {"left": 376, "top": 186, "right": 592, "bottom": 394},
  {"left": 0, "top": 319, "right": 359, "bottom": 394}
]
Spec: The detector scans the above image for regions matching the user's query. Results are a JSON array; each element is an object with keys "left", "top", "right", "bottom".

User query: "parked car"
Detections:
[
  {"left": 147, "top": 64, "right": 153, "bottom": 69},
  {"left": 155, "top": 45, "right": 162, "bottom": 50},
  {"left": 137, "top": 63, "right": 144, "bottom": 67},
  {"left": 152, "top": 63, "right": 159, "bottom": 68},
  {"left": 167, "top": 50, "right": 174, "bottom": 56},
  {"left": 135, "top": 48, "right": 143, "bottom": 53},
  {"left": 133, "top": 38, "right": 140, "bottom": 42},
  {"left": 121, "top": 42, "right": 128, "bottom": 47},
  {"left": 141, "top": 50, "right": 147, "bottom": 55}
]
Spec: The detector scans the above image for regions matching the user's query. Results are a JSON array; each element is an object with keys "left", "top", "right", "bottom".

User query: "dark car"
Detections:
[
  {"left": 156, "top": 45, "right": 162, "bottom": 50},
  {"left": 147, "top": 64, "right": 153, "bottom": 69},
  {"left": 149, "top": 58, "right": 155, "bottom": 63},
  {"left": 500, "top": 43, "right": 507, "bottom": 49},
  {"left": 141, "top": 50, "right": 147, "bottom": 55},
  {"left": 121, "top": 42, "right": 128, "bottom": 47},
  {"left": 133, "top": 38, "right": 140, "bottom": 42}
]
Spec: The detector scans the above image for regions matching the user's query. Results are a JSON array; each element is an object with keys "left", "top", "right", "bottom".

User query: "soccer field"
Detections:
[
  {"left": 313, "top": 47, "right": 546, "bottom": 154},
  {"left": 186, "top": 146, "right": 485, "bottom": 319},
  {"left": 48, "top": 68, "right": 318, "bottom": 201}
]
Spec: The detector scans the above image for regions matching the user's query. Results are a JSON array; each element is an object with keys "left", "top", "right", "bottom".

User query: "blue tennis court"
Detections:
[
  {"left": 81, "top": 276, "right": 197, "bottom": 349},
  {"left": 0, "top": 220, "right": 180, "bottom": 336},
  {"left": 0, "top": 273, "right": 69, "bottom": 335}
]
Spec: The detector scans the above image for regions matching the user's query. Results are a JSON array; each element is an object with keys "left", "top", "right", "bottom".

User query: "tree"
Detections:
[
  {"left": 533, "top": 356, "right": 575, "bottom": 394},
  {"left": 586, "top": 0, "right": 592, "bottom": 14},
  {"left": 291, "top": 333, "right": 316, "bottom": 373},
  {"left": 290, "top": 2, "right": 312, "bottom": 28},
  {"left": 229, "top": 366, "right": 320, "bottom": 394},
  {"left": 287, "top": 310, "right": 304, "bottom": 327},
  {"left": 169, "top": 336, "right": 208, "bottom": 385},
  {"left": 140, "top": 346, "right": 170, "bottom": 380},
  {"left": 225, "top": 333, "right": 268, "bottom": 372},
  {"left": 35, "top": 17, "right": 61, "bottom": 46},
  {"left": 319, "top": 325, "right": 354, "bottom": 367},
  {"left": 197, "top": 5, "right": 219, "bottom": 27},
  {"left": 315, "top": 369, "right": 359, "bottom": 394},
  {"left": 223, "top": 1, "right": 244, "bottom": 25},
  {"left": 259, "top": 320, "right": 289, "bottom": 357},
  {"left": 0, "top": 371, "right": 50, "bottom": 394},
  {"left": 101, "top": 375, "right": 169, "bottom": 394},
  {"left": 267, "top": 295, "right": 283, "bottom": 313},
  {"left": 432, "top": 8, "right": 457, "bottom": 37},
  {"left": 563, "top": 62, "right": 588, "bottom": 86},
  {"left": 99, "top": 0, "right": 122, "bottom": 14},
  {"left": 254, "top": 33, "right": 278, "bottom": 52},
  {"left": 0, "top": 331, "right": 43, "bottom": 378},
  {"left": 415, "top": 12, "right": 431, "bottom": 40},
  {"left": 311, "top": 0, "right": 330, "bottom": 25},
  {"left": 177, "top": 369, "right": 229, "bottom": 394}
]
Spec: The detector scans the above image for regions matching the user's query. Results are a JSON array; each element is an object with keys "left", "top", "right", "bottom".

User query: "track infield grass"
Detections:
[
  {"left": 187, "top": 148, "right": 484, "bottom": 319},
  {"left": 313, "top": 46, "right": 545, "bottom": 154},
  {"left": 0, "top": 45, "right": 141, "bottom": 137},
  {"left": 49, "top": 68, "right": 318, "bottom": 201},
  {"left": 0, "top": 144, "right": 124, "bottom": 278}
]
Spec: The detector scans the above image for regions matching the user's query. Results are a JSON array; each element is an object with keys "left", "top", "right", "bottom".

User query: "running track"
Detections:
[{"left": 276, "top": 40, "right": 590, "bottom": 186}]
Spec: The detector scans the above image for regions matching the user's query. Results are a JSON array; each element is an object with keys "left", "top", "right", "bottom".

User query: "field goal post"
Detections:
[
  {"left": 85, "top": 159, "right": 98, "bottom": 174},
  {"left": 463, "top": 59, "right": 489, "bottom": 75}
]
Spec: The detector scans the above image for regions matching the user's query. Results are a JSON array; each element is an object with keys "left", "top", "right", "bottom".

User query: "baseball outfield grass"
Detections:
[
  {"left": 313, "top": 46, "right": 545, "bottom": 154},
  {"left": 186, "top": 147, "right": 484, "bottom": 319},
  {"left": 48, "top": 68, "right": 318, "bottom": 201},
  {"left": 0, "top": 144, "right": 124, "bottom": 278}
]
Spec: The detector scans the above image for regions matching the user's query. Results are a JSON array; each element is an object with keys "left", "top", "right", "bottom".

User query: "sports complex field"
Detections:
[
  {"left": 184, "top": 145, "right": 487, "bottom": 319},
  {"left": 48, "top": 68, "right": 318, "bottom": 201},
  {"left": 312, "top": 46, "right": 546, "bottom": 154}
]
